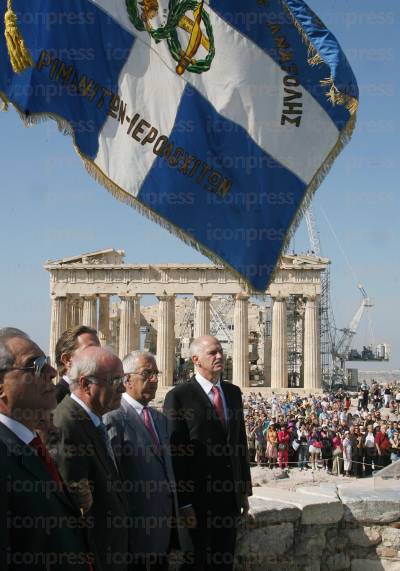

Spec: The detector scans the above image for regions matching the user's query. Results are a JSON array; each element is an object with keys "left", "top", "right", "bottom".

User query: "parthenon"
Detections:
[{"left": 44, "top": 249, "right": 329, "bottom": 390}]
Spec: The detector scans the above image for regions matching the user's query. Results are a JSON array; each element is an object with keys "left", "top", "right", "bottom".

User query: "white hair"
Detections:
[
  {"left": 122, "top": 350, "right": 155, "bottom": 374},
  {"left": 68, "top": 354, "right": 98, "bottom": 392},
  {"left": 189, "top": 337, "right": 208, "bottom": 358}
]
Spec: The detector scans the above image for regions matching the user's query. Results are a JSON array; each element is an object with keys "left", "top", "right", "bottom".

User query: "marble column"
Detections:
[
  {"left": 156, "top": 295, "right": 175, "bottom": 387},
  {"left": 303, "top": 295, "right": 321, "bottom": 390},
  {"left": 119, "top": 297, "right": 135, "bottom": 358},
  {"left": 98, "top": 295, "right": 110, "bottom": 346},
  {"left": 69, "top": 297, "right": 81, "bottom": 328},
  {"left": 82, "top": 296, "right": 97, "bottom": 329},
  {"left": 271, "top": 297, "right": 288, "bottom": 389},
  {"left": 49, "top": 296, "right": 67, "bottom": 365},
  {"left": 130, "top": 296, "right": 141, "bottom": 352},
  {"left": 194, "top": 296, "right": 211, "bottom": 338},
  {"left": 232, "top": 293, "right": 249, "bottom": 387},
  {"left": 263, "top": 338, "right": 272, "bottom": 387}
]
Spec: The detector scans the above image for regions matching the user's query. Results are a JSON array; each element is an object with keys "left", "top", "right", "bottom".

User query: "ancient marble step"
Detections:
[
  {"left": 251, "top": 487, "right": 344, "bottom": 525},
  {"left": 337, "top": 480, "right": 400, "bottom": 524}
]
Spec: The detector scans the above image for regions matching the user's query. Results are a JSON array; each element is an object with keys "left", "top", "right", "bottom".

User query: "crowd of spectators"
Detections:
[{"left": 244, "top": 384, "right": 400, "bottom": 477}]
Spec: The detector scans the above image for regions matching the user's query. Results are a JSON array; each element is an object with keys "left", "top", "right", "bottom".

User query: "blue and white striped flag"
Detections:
[{"left": 0, "top": 0, "right": 358, "bottom": 291}]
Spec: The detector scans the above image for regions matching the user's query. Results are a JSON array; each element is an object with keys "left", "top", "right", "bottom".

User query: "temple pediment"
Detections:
[
  {"left": 280, "top": 253, "right": 329, "bottom": 270},
  {"left": 46, "top": 248, "right": 125, "bottom": 266}
]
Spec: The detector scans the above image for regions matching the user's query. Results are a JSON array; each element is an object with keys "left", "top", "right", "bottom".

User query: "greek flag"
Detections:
[{"left": 0, "top": 0, "right": 358, "bottom": 291}]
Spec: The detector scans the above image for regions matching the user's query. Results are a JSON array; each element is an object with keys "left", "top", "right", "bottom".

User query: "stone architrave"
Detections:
[
  {"left": 271, "top": 296, "right": 288, "bottom": 389},
  {"left": 98, "top": 295, "right": 110, "bottom": 346},
  {"left": 119, "top": 297, "right": 136, "bottom": 358},
  {"left": 303, "top": 295, "right": 321, "bottom": 390},
  {"left": 194, "top": 296, "right": 211, "bottom": 338},
  {"left": 232, "top": 293, "right": 250, "bottom": 387},
  {"left": 49, "top": 296, "right": 67, "bottom": 365},
  {"left": 156, "top": 295, "right": 175, "bottom": 387},
  {"left": 82, "top": 296, "right": 97, "bottom": 329}
]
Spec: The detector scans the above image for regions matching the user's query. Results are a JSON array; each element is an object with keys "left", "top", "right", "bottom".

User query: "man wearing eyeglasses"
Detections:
[
  {"left": 53, "top": 345, "right": 129, "bottom": 571},
  {"left": 104, "top": 351, "right": 190, "bottom": 571},
  {"left": 0, "top": 327, "right": 92, "bottom": 570}
]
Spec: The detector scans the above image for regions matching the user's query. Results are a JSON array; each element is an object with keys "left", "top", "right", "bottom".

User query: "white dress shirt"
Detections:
[
  {"left": 122, "top": 392, "right": 159, "bottom": 441},
  {"left": 195, "top": 372, "right": 228, "bottom": 421},
  {"left": 71, "top": 393, "right": 101, "bottom": 427},
  {"left": 0, "top": 413, "right": 36, "bottom": 444}
]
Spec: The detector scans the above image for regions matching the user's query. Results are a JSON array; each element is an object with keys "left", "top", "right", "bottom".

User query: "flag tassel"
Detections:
[{"left": 4, "top": 0, "right": 33, "bottom": 73}]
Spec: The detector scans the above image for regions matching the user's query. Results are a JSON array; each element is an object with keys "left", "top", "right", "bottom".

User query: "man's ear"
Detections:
[
  {"left": 60, "top": 352, "right": 73, "bottom": 375},
  {"left": 79, "top": 376, "right": 92, "bottom": 394},
  {"left": 192, "top": 355, "right": 200, "bottom": 367}
]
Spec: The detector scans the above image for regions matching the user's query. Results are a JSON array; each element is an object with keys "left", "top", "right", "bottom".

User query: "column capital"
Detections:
[
  {"left": 271, "top": 294, "right": 287, "bottom": 302},
  {"left": 157, "top": 294, "right": 175, "bottom": 302},
  {"left": 234, "top": 292, "right": 250, "bottom": 302},
  {"left": 303, "top": 294, "right": 319, "bottom": 302},
  {"left": 194, "top": 295, "right": 212, "bottom": 301}
]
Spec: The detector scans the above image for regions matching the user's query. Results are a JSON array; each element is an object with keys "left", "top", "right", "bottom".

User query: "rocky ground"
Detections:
[{"left": 250, "top": 464, "right": 373, "bottom": 492}]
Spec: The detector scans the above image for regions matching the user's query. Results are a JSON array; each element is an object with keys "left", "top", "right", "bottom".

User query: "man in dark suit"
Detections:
[
  {"left": 105, "top": 350, "right": 191, "bottom": 571},
  {"left": 0, "top": 327, "right": 92, "bottom": 570},
  {"left": 54, "top": 326, "right": 100, "bottom": 404},
  {"left": 164, "top": 335, "right": 252, "bottom": 571},
  {"left": 53, "top": 346, "right": 128, "bottom": 571}
]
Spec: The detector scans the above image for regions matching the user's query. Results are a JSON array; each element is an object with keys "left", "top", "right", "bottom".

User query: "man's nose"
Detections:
[{"left": 45, "top": 365, "right": 57, "bottom": 381}]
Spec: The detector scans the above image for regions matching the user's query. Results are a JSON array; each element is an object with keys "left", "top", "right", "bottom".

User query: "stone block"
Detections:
[
  {"left": 298, "top": 561, "right": 320, "bottom": 571},
  {"left": 247, "top": 496, "right": 301, "bottom": 526},
  {"left": 253, "top": 488, "right": 343, "bottom": 525},
  {"left": 346, "top": 527, "right": 382, "bottom": 547},
  {"left": 381, "top": 526, "right": 400, "bottom": 548},
  {"left": 325, "top": 552, "right": 351, "bottom": 571},
  {"left": 295, "top": 525, "right": 326, "bottom": 557},
  {"left": 376, "top": 546, "right": 398, "bottom": 558},
  {"left": 338, "top": 483, "right": 400, "bottom": 524},
  {"left": 352, "top": 559, "right": 400, "bottom": 571},
  {"left": 235, "top": 522, "right": 294, "bottom": 562}
]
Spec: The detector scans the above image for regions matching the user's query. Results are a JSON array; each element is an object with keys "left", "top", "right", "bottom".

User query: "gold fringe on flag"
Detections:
[{"left": 4, "top": 0, "right": 33, "bottom": 73}]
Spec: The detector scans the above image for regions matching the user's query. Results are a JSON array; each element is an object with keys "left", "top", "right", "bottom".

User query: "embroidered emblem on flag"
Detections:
[{"left": 0, "top": 0, "right": 358, "bottom": 292}]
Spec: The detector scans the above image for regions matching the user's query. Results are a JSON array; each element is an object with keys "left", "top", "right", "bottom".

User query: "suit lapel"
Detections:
[
  {"left": 220, "top": 381, "right": 234, "bottom": 440},
  {"left": 189, "top": 377, "right": 227, "bottom": 435},
  {"left": 121, "top": 400, "right": 166, "bottom": 468},
  {"left": 0, "top": 423, "right": 80, "bottom": 514},
  {"left": 67, "top": 398, "right": 119, "bottom": 478}
]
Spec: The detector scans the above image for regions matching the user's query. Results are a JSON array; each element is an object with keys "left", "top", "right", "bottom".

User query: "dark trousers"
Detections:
[
  {"left": 182, "top": 510, "right": 239, "bottom": 571},
  {"left": 364, "top": 447, "right": 375, "bottom": 476},
  {"left": 352, "top": 453, "right": 363, "bottom": 477}
]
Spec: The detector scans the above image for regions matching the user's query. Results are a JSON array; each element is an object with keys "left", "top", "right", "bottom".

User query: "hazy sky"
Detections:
[{"left": 0, "top": 0, "right": 399, "bottom": 370}]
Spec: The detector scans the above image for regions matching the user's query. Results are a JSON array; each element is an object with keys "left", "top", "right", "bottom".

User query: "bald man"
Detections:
[
  {"left": 164, "top": 336, "right": 252, "bottom": 571},
  {"left": 53, "top": 347, "right": 128, "bottom": 571}
]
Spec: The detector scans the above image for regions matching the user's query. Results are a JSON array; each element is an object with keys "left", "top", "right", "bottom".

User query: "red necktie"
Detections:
[
  {"left": 211, "top": 386, "right": 225, "bottom": 425},
  {"left": 30, "top": 436, "right": 95, "bottom": 571},
  {"left": 142, "top": 407, "right": 160, "bottom": 451},
  {"left": 30, "top": 435, "right": 62, "bottom": 484}
]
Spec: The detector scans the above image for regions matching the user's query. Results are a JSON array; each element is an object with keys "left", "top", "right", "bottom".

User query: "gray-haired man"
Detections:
[
  {"left": 53, "top": 346, "right": 128, "bottom": 571},
  {"left": 105, "top": 350, "right": 190, "bottom": 571},
  {"left": 0, "top": 327, "right": 92, "bottom": 570}
]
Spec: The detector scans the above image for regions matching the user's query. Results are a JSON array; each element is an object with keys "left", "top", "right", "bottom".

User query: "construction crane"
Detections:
[{"left": 332, "top": 285, "right": 374, "bottom": 372}]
